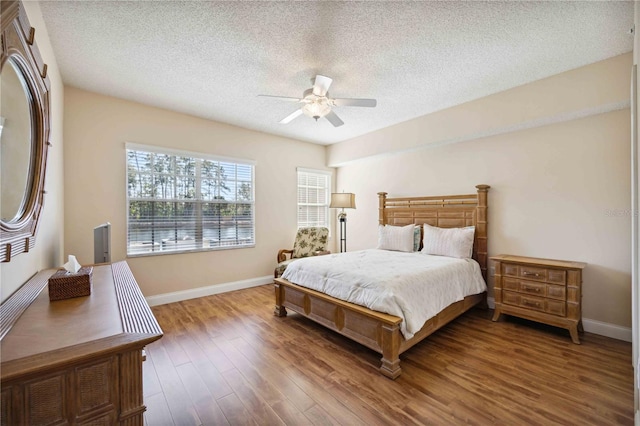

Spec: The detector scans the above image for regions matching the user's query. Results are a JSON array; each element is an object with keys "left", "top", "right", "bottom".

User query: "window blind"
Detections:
[
  {"left": 126, "top": 145, "right": 255, "bottom": 256},
  {"left": 297, "top": 168, "right": 331, "bottom": 229}
]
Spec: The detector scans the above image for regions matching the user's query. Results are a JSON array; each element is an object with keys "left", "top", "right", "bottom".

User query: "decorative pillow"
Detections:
[
  {"left": 413, "top": 225, "right": 422, "bottom": 252},
  {"left": 377, "top": 224, "right": 414, "bottom": 252},
  {"left": 421, "top": 224, "right": 475, "bottom": 259}
]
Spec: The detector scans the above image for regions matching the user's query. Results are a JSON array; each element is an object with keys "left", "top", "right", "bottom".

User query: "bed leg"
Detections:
[
  {"left": 274, "top": 282, "right": 287, "bottom": 317},
  {"left": 380, "top": 323, "right": 401, "bottom": 379}
]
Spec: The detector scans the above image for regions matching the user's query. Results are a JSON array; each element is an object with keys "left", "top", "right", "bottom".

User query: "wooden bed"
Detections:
[{"left": 274, "top": 184, "right": 490, "bottom": 379}]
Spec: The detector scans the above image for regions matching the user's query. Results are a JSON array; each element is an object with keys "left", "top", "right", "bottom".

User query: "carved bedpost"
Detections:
[
  {"left": 475, "top": 185, "right": 490, "bottom": 283},
  {"left": 378, "top": 192, "right": 387, "bottom": 225}
]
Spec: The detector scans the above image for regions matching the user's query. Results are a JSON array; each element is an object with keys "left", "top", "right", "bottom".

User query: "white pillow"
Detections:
[
  {"left": 377, "top": 224, "right": 415, "bottom": 252},
  {"left": 422, "top": 224, "right": 475, "bottom": 259}
]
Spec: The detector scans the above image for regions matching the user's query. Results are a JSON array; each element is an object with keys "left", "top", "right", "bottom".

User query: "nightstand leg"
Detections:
[
  {"left": 577, "top": 320, "right": 584, "bottom": 333},
  {"left": 569, "top": 324, "right": 581, "bottom": 344},
  {"left": 492, "top": 309, "right": 502, "bottom": 322}
]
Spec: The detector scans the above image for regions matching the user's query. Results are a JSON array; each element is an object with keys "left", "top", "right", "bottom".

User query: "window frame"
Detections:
[
  {"left": 296, "top": 167, "right": 332, "bottom": 230},
  {"left": 125, "top": 143, "right": 256, "bottom": 257}
]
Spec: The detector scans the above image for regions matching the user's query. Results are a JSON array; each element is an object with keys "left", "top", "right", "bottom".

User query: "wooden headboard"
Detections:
[{"left": 378, "top": 185, "right": 490, "bottom": 281}]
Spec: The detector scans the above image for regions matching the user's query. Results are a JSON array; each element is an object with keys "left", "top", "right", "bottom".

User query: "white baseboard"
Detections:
[
  {"left": 145, "top": 275, "right": 273, "bottom": 307},
  {"left": 487, "top": 296, "right": 496, "bottom": 309},
  {"left": 486, "top": 297, "right": 632, "bottom": 342},
  {"left": 581, "top": 318, "right": 632, "bottom": 342}
]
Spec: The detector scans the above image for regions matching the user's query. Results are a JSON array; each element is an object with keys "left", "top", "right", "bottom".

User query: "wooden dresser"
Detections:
[
  {"left": 491, "top": 254, "right": 586, "bottom": 344},
  {"left": 0, "top": 261, "right": 163, "bottom": 425}
]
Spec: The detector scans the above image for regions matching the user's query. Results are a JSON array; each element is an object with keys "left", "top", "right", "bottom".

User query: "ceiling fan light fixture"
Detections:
[
  {"left": 260, "top": 74, "right": 376, "bottom": 127},
  {"left": 301, "top": 100, "right": 331, "bottom": 120}
]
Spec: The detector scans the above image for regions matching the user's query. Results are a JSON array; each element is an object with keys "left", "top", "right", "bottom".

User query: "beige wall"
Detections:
[
  {"left": 0, "top": 1, "right": 65, "bottom": 302},
  {"left": 331, "top": 54, "right": 632, "bottom": 328},
  {"left": 63, "top": 87, "right": 331, "bottom": 296},
  {"left": 328, "top": 53, "right": 631, "bottom": 167}
]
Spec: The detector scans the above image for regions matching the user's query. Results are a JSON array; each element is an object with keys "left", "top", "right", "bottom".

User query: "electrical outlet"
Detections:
[{"left": 489, "top": 267, "right": 496, "bottom": 276}]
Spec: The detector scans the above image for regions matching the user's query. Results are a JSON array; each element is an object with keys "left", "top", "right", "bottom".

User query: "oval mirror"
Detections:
[
  {"left": 1, "top": 58, "right": 34, "bottom": 223},
  {"left": 0, "top": 0, "right": 51, "bottom": 263}
]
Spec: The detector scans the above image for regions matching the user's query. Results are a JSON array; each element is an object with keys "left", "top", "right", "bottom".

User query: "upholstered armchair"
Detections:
[{"left": 275, "top": 227, "right": 330, "bottom": 278}]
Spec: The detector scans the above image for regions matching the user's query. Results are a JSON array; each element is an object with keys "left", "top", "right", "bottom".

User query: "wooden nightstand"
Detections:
[{"left": 491, "top": 254, "right": 586, "bottom": 344}]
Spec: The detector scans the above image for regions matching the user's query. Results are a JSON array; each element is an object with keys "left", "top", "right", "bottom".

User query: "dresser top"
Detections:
[
  {"left": 1, "top": 261, "right": 162, "bottom": 381},
  {"left": 2, "top": 265, "right": 123, "bottom": 363},
  {"left": 490, "top": 254, "right": 586, "bottom": 270}
]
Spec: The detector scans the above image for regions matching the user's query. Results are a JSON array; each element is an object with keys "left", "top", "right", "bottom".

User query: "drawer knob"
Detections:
[{"left": 523, "top": 272, "right": 541, "bottom": 277}]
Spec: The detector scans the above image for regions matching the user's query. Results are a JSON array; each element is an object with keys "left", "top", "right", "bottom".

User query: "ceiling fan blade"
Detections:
[
  {"left": 332, "top": 98, "right": 377, "bottom": 108},
  {"left": 324, "top": 110, "right": 344, "bottom": 127},
  {"left": 312, "top": 75, "right": 333, "bottom": 97},
  {"left": 258, "top": 95, "right": 302, "bottom": 102},
  {"left": 279, "top": 109, "right": 304, "bottom": 124}
]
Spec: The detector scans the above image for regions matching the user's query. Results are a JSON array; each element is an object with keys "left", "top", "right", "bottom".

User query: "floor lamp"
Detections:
[{"left": 330, "top": 192, "right": 356, "bottom": 253}]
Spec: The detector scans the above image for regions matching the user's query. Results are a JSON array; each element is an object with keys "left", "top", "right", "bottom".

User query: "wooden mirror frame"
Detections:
[{"left": 0, "top": 0, "right": 51, "bottom": 262}]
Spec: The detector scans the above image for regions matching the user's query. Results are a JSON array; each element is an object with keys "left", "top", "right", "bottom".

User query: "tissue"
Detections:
[{"left": 63, "top": 255, "right": 82, "bottom": 274}]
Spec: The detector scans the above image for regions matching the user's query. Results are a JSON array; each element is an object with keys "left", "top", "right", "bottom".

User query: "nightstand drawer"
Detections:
[
  {"left": 503, "top": 291, "right": 540, "bottom": 310},
  {"left": 520, "top": 295, "right": 546, "bottom": 313},
  {"left": 519, "top": 281, "right": 545, "bottom": 296},
  {"left": 504, "top": 263, "right": 567, "bottom": 286},
  {"left": 503, "top": 278, "right": 565, "bottom": 301},
  {"left": 502, "top": 291, "right": 566, "bottom": 317},
  {"left": 520, "top": 266, "right": 546, "bottom": 282}
]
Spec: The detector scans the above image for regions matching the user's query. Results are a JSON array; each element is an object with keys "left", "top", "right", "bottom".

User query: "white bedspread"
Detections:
[{"left": 281, "top": 249, "right": 486, "bottom": 339}]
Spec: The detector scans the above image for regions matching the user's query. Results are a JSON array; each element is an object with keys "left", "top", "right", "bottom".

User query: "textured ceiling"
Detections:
[{"left": 38, "top": 1, "right": 634, "bottom": 145}]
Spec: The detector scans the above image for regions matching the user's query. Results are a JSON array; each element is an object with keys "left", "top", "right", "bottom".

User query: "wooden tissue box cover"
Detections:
[{"left": 48, "top": 266, "right": 93, "bottom": 301}]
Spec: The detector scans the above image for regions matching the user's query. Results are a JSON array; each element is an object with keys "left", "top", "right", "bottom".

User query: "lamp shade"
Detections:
[{"left": 330, "top": 193, "right": 356, "bottom": 209}]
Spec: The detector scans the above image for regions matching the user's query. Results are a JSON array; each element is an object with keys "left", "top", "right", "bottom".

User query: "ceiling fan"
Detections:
[{"left": 258, "top": 75, "right": 376, "bottom": 127}]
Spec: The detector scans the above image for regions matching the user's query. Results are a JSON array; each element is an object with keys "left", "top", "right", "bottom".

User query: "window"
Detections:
[
  {"left": 126, "top": 144, "right": 255, "bottom": 256},
  {"left": 297, "top": 168, "right": 331, "bottom": 229}
]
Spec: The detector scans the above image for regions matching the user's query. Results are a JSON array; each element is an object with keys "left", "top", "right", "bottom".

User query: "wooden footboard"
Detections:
[{"left": 274, "top": 277, "right": 484, "bottom": 379}]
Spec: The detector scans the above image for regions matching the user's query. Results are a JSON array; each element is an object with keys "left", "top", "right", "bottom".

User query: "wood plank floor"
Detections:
[{"left": 143, "top": 284, "right": 634, "bottom": 425}]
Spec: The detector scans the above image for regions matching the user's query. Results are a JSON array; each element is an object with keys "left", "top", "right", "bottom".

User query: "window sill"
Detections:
[{"left": 126, "top": 243, "right": 256, "bottom": 258}]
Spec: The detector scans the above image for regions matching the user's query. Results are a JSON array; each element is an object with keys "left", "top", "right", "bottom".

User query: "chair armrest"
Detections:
[
  {"left": 277, "top": 249, "right": 293, "bottom": 263},
  {"left": 313, "top": 250, "right": 331, "bottom": 256}
]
